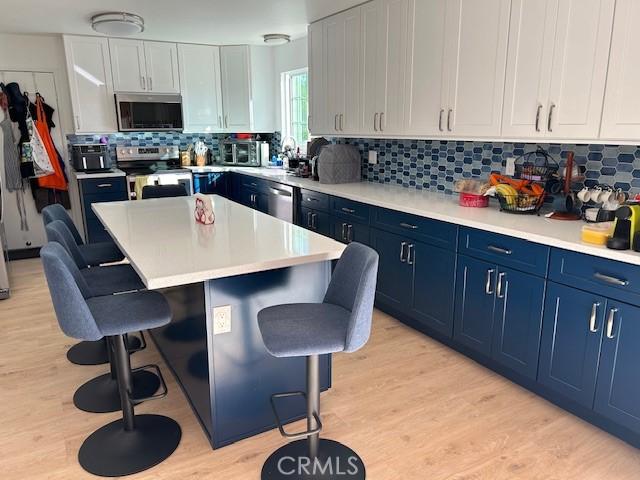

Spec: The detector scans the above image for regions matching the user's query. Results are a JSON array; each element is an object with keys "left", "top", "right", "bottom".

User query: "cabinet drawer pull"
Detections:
[
  {"left": 400, "top": 242, "right": 407, "bottom": 263},
  {"left": 407, "top": 244, "right": 415, "bottom": 265},
  {"left": 374, "top": 113, "right": 379, "bottom": 132},
  {"left": 485, "top": 269, "right": 495, "bottom": 295},
  {"left": 606, "top": 308, "right": 618, "bottom": 339},
  {"left": 487, "top": 245, "right": 513, "bottom": 255},
  {"left": 496, "top": 272, "right": 506, "bottom": 299},
  {"left": 341, "top": 207, "right": 356, "bottom": 214},
  {"left": 593, "top": 272, "right": 629, "bottom": 286},
  {"left": 535, "top": 104, "right": 543, "bottom": 132},
  {"left": 97, "top": 183, "right": 113, "bottom": 188},
  {"left": 306, "top": 197, "right": 319, "bottom": 202},
  {"left": 438, "top": 109, "right": 445, "bottom": 132},
  {"left": 589, "top": 302, "right": 601, "bottom": 333},
  {"left": 548, "top": 103, "right": 556, "bottom": 132},
  {"left": 399, "top": 222, "right": 418, "bottom": 230}
]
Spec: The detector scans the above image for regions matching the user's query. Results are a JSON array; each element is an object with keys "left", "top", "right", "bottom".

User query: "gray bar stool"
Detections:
[
  {"left": 141, "top": 184, "right": 187, "bottom": 199},
  {"left": 42, "top": 203, "right": 124, "bottom": 266},
  {"left": 45, "top": 220, "right": 144, "bottom": 366},
  {"left": 41, "top": 243, "right": 181, "bottom": 477},
  {"left": 258, "top": 242, "right": 378, "bottom": 480}
]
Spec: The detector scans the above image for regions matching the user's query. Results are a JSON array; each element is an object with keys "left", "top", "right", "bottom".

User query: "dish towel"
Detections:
[
  {"left": 1, "top": 113, "right": 28, "bottom": 230},
  {"left": 134, "top": 175, "right": 150, "bottom": 200}
]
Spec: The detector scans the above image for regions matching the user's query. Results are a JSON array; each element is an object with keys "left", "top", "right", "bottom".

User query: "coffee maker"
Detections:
[{"left": 607, "top": 204, "right": 640, "bottom": 250}]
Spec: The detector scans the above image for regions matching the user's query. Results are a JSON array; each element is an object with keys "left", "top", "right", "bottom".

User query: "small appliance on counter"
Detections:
[
  {"left": 317, "top": 144, "right": 361, "bottom": 184},
  {"left": 607, "top": 204, "right": 640, "bottom": 250},
  {"left": 219, "top": 139, "right": 268, "bottom": 166},
  {"left": 71, "top": 144, "right": 112, "bottom": 172}
]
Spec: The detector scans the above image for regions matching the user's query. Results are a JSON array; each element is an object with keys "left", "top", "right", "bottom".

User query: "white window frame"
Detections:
[{"left": 281, "top": 67, "right": 309, "bottom": 153}]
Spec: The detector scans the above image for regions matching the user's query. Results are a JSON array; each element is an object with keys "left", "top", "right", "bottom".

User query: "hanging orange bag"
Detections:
[{"left": 35, "top": 94, "right": 67, "bottom": 190}]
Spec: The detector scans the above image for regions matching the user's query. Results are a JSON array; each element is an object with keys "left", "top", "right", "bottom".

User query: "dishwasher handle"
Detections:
[{"left": 268, "top": 187, "right": 292, "bottom": 197}]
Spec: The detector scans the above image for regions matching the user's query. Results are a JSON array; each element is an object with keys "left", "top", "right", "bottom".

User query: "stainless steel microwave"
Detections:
[{"left": 115, "top": 93, "right": 183, "bottom": 132}]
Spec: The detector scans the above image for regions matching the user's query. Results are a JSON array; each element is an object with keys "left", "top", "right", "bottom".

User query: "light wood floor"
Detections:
[{"left": 2, "top": 259, "right": 640, "bottom": 479}]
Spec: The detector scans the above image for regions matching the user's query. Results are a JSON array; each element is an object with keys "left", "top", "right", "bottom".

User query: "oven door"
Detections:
[{"left": 116, "top": 94, "right": 183, "bottom": 132}]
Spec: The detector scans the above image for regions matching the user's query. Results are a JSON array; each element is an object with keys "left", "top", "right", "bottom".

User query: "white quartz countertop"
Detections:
[
  {"left": 188, "top": 166, "right": 640, "bottom": 266},
  {"left": 92, "top": 195, "right": 345, "bottom": 289},
  {"left": 73, "top": 168, "right": 126, "bottom": 179}
]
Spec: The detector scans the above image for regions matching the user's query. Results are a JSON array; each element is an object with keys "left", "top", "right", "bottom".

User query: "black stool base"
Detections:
[
  {"left": 73, "top": 369, "right": 161, "bottom": 413},
  {"left": 67, "top": 336, "right": 142, "bottom": 366},
  {"left": 261, "top": 439, "right": 366, "bottom": 479},
  {"left": 78, "top": 414, "right": 181, "bottom": 477}
]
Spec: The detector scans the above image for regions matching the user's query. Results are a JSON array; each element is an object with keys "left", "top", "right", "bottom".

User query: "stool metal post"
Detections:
[
  {"left": 113, "top": 334, "right": 136, "bottom": 431},
  {"left": 307, "top": 354, "right": 320, "bottom": 459}
]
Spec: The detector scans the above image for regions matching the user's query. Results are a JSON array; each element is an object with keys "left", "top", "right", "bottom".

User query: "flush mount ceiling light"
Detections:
[
  {"left": 263, "top": 34, "right": 291, "bottom": 45},
  {"left": 91, "top": 12, "right": 144, "bottom": 36}
]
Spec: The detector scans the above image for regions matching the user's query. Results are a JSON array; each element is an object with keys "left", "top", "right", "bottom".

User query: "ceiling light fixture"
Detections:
[
  {"left": 91, "top": 12, "right": 144, "bottom": 36},
  {"left": 263, "top": 34, "right": 291, "bottom": 46}
]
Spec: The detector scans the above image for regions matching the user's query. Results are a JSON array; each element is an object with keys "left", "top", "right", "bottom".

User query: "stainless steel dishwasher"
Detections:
[{"left": 266, "top": 183, "right": 294, "bottom": 223}]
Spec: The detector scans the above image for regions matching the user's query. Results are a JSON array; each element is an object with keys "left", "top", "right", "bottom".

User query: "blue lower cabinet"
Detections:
[
  {"left": 299, "top": 207, "right": 332, "bottom": 237},
  {"left": 453, "top": 255, "right": 497, "bottom": 356},
  {"left": 594, "top": 301, "right": 640, "bottom": 431},
  {"left": 491, "top": 267, "right": 544, "bottom": 379},
  {"left": 370, "top": 229, "right": 413, "bottom": 312},
  {"left": 412, "top": 242, "right": 455, "bottom": 336},
  {"left": 79, "top": 176, "right": 127, "bottom": 244},
  {"left": 193, "top": 172, "right": 227, "bottom": 196},
  {"left": 332, "top": 219, "right": 369, "bottom": 246},
  {"left": 538, "top": 282, "right": 606, "bottom": 409}
]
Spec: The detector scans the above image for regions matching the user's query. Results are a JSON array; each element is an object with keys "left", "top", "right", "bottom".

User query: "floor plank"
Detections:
[{"left": 1, "top": 258, "right": 640, "bottom": 479}]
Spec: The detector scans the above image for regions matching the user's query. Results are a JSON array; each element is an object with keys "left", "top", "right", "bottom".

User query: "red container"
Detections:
[{"left": 459, "top": 192, "right": 489, "bottom": 208}]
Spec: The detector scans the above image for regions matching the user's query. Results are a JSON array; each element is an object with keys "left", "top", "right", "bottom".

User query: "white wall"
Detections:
[{"left": 273, "top": 37, "right": 308, "bottom": 130}]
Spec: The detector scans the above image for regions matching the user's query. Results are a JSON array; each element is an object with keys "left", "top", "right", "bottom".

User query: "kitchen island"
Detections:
[{"left": 92, "top": 196, "right": 345, "bottom": 448}]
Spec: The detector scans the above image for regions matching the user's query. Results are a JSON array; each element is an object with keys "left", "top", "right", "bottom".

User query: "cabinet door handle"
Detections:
[
  {"left": 593, "top": 272, "right": 629, "bottom": 286},
  {"left": 307, "top": 211, "right": 312, "bottom": 228},
  {"left": 311, "top": 213, "right": 317, "bottom": 229},
  {"left": 341, "top": 223, "right": 347, "bottom": 242},
  {"left": 487, "top": 245, "right": 513, "bottom": 255},
  {"left": 485, "top": 269, "right": 495, "bottom": 295},
  {"left": 97, "top": 183, "right": 113, "bottom": 188},
  {"left": 400, "top": 242, "right": 407, "bottom": 263},
  {"left": 535, "top": 104, "right": 543, "bottom": 132},
  {"left": 340, "top": 114, "right": 344, "bottom": 131},
  {"left": 399, "top": 222, "right": 418, "bottom": 230},
  {"left": 334, "top": 114, "right": 339, "bottom": 131},
  {"left": 75, "top": 115, "right": 81, "bottom": 131},
  {"left": 374, "top": 113, "right": 379, "bottom": 132},
  {"left": 496, "top": 272, "right": 506, "bottom": 299},
  {"left": 606, "top": 308, "right": 618, "bottom": 339},
  {"left": 341, "top": 207, "right": 356, "bottom": 214},
  {"left": 447, "top": 109, "right": 453, "bottom": 132},
  {"left": 379, "top": 112, "right": 384, "bottom": 132},
  {"left": 218, "top": 115, "right": 222, "bottom": 128},
  {"left": 225, "top": 116, "right": 229, "bottom": 129},
  {"left": 438, "top": 109, "right": 445, "bottom": 132},
  {"left": 548, "top": 103, "right": 556, "bottom": 132},
  {"left": 141, "top": 76, "right": 146, "bottom": 90},
  {"left": 347, "top": 224, "right": 353, "bottom": 243},
  {"left": 589, "top": 302, "right": 601, "bottom": 333},
  {"left": 407, "top": 244, "right": 415, "bottom": 265},
  {"left": 148, "top": 76, "right": 153, "bottom": 91}
]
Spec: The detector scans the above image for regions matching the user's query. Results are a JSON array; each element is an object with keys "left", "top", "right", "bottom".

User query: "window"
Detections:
[{"left": 281, "top": 68, "right": 309, "bottom": 152}]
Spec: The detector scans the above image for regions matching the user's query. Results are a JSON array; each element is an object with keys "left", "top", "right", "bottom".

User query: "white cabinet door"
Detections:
[
  {"left": 178, "top": 44, "right": 223, "bottom": 132},
  {"left": 308, "top": 21, "right": 327, "bottom": 135},
  {"left": 446, "top": 0, "right": 511, "bottom": 137},
  {"left": 404, "top": 0, "right": 449, "bottom": 136},
  {"left": 502, "top": 0, "right": 558, "bottom": 138},
  {"left": 360, "top": 0, "right": 384, "bottom": 135},
  {"left": 220, "top": 45, "right": 251, "bottom": 131},
  {"left": 379, "top": 0, "right": 409, "bottom": 135},
  {"left": 547, "top": 0, "right": 615, "bottom": 139},
  {"left": 109, "top": 39, "right": 146, "bottom": 92},
  {"left": 600, "top": 0, "right": 640, "bottom": 141},
  {"left": 63, "top": 35, "right": 117, "bottom": 133},
  {"left": 144, "top": 41, "right": 180, "bottom": 93},
  {"left": 324, "top": 14, "right": 345, "bottom": 135}
]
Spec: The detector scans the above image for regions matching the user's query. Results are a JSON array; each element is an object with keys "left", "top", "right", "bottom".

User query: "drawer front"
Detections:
[
  {"left": 238, "top": 175, "right": 265, "bottom": 192},
  {"left": 372, "top": 207, "right": 458, "bottom": 250},
  {"left": 332, "top": 219, "right": 370, "bottom": 246},
  {"left": 300, "top": 207, "right": 332, "bottom": 237},
  {"left": 80, "top": 177, "right": 126, "bottom": 195},
  {"left": 332, "top": 197, "right": 370, "bottom": 224},
  {"left": 550, "top": 248, "right": 640, "bottom": 305},
  {"left": 300, "top": 189, "right": 330, "bottom": 213},
  {"left": 459, "top": 227, "right": 549, "bottom": 276},
  {"left": 82, "top": 191, "right": 128, "bottom": 221}
]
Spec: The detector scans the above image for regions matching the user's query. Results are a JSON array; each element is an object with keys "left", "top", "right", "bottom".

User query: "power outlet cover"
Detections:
[
  {"left": 213, "top": 305, "right": 232, "bottom": 335},
  {"left": 505, "top": 157, "right": 516, "bottom": 176},
  {"left": 368, "top": 150, "right": 378, "bottom": 165}
]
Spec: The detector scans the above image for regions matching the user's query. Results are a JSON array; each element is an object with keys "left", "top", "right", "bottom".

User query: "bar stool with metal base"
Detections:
[
  {"left": 45, "top": 220, "right": 144, "bottom": 366},
  {"left": 258, "top": 242, "right": 379, "bottom": 480},
  {"left": 141, "top": 184, "right": 188, "bottom": 199},
  {"left": 44, "top": 242, "right": 161, "bottom": 414},
  {"left": 41, "top": 243, "right": 182, "bottom": 477}
]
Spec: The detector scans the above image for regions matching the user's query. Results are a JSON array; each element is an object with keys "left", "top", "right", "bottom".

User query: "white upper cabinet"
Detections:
[
  {"left": 547, "top": 0, "right": 615, "bottom": 139},
  {"left": 600, "top": 0, "right": 640, "bottom": 141},
  {"left": 308, "top": 21, "right": 327, "bottom": 135},
  {"left": 178, "top": 44, "right": 223, "bottom": 132},
  {"left": 446, "top": 0, "right": 511, "bottom": 138},
  {"left": 63, "top": 35, "right": 117, "bottom": 133},
  {"left": 109, "top": 39, "right": 147, "bottom": 92},
  {"left": 404, "top": 0, "right": 448, "bottom": 136},
  {"left": 220, "top": 45, "right": 252, "bottom": 131},
  {"left": 502, "top": 0, "right": 558, "bottom": 138},
  {"left": 109, "top": 39, "right": 180, "bottom": 93},
  {"left": 360, "top": 0, "right": 384, "bottom": 135},
  {"left": 143, "top": 41, "right": 180, "bottom": 93}
]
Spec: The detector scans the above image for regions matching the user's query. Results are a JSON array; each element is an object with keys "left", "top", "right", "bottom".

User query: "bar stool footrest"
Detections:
[
  {"left": 270, "top": 391, "right": 322, "bottom": 440},
  {"left": 128, "top": 364, "right": 168, "bottom": 403}
]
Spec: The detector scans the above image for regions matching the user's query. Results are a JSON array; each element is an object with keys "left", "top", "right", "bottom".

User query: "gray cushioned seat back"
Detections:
[
  {"left": 42, "top": 204, "right": 84, "bottom": 245},
  {"left": 141, "top": 184, "right": 187, "bottom": 199},
  {"left": 323, "top": 242, "right": 379, "bottom": 353},
  {"left": 45, "top": 220, "right": 88, "bottom": 270},
  {"left": 40, "top": 242, "right": 102, "bottom": 341}
]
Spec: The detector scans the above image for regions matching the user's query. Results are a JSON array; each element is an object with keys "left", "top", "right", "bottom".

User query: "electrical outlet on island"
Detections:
[{"left": 213, "top": 305, "right": 232, "bottom": 335}]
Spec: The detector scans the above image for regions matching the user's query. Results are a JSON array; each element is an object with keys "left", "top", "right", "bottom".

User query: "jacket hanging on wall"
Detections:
[{"left": 33, "top": 94, "right": 67, "bottom": 190}]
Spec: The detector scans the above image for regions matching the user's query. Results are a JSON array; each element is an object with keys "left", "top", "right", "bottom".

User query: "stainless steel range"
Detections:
[{"left": 116, "top": 146, "right": 193, "bottom": 200}]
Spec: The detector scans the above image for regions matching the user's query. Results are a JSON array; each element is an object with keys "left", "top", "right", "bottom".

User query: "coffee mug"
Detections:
[{"left": 577, "top": 187, "right": 591, "bottom": 203}]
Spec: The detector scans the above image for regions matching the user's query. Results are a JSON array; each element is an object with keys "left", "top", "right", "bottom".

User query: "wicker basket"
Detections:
[{"left": 496, "top": 192, "right": 545, "bottom": 214}]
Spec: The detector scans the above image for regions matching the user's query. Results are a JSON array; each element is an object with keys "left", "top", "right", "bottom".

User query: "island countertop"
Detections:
[{"left": 92, "top": 195, "right": 345, "bottom": 289}]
